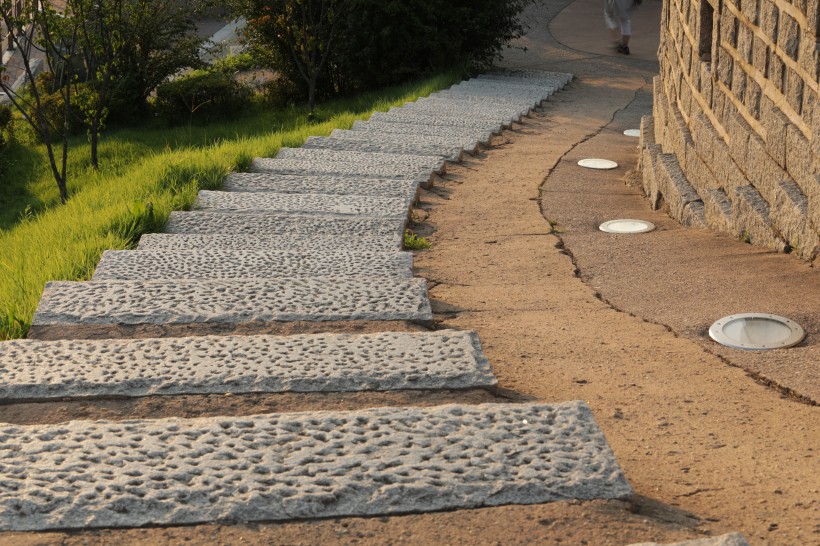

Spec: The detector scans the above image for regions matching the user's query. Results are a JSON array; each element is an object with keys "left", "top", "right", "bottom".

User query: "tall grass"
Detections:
[{"left": 0, "top": 72, "right": 462, "bottom": 339}]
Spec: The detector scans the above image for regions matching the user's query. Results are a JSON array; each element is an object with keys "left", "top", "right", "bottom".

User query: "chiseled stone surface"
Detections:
[
  {"left": 249, "top": 157, "right": 434, "bottom": 184},
  {"left": 92, "top": 249, "right": 413, "bottom": 281},
  {"left": 164, "top": 211, "right": 406, "bottom": 239},
  {"left": 0, "top": 330, "right": 496, "bottom": 400},
  {"left": 0, "top": 401, "right": 631, "bottom": 531},
  {"left": 329, "top": 128, "right": 480, "bottom": 155},
  {"left": 222, "top": 173, "right": 419, "bottom": 197},
  {"left": 629, "top": 533, "right": 750, "bottom": 546},
  {"left": 369, "top": 110, "right": 504, "bottom": 133},
  {"left": 302, "top": 135, "right": 464, "bottom": 162},
  {"left": 32, "top": 277, "right": 432, "bottom": 326},
  {"left": 477, "top": 71, "right": 573, "bottom": 87},
  {"left": 272, "top": 148, "right": 446, "bottom": 175},
  {"left": 350, "top": 119, "right": 490, "bottom": 147},
  {"left": 193, "top": 190, "right": 412, "bottom": 218},
  {"left": 137, "top": 233, "right": 403, "bottom": 253},
  {"left": 397, "top": 102, "right": 523, "bottom": 124}
]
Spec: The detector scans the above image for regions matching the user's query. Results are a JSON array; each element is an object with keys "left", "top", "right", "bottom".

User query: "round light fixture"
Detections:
[
  {"left": 623, "top": 129, "right": 641, "bottom": 137},
  {"left": 578, "top": 158, "right": 618, "bottom": 170},
  {"left": 709, "top": 313, "right": 806, "bottom": 350},
  {"left": 599, "top": 219, "right": 656, "bottom": 234}
]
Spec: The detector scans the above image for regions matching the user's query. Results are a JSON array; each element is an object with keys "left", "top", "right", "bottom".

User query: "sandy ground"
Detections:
[{"left": 2, "top": 0, "right": 818, "bottom": 544}]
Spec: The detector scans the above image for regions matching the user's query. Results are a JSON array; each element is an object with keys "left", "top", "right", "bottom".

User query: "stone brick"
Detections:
[
  {"left": 692, "top": 112, "right": 718, "bottom": 165},
  {"left": 745, "top": 133, "right": 787, "bottom": 203},
  {"left": 786, "top": 124, "right": 817, "bottom": 199},
  {"left": 732, "top": 63, "right": 748, "bottom": 101},
  {"left": 641, "top": 144, "right": 664, "bottom": 209},
  {"left": 727, "top": 111, "right": 753, "bottom": 166},
  {"left": 768, "top": 51, "right": 786, "bottom": 92},
  {"left": 769, "top": 179, "right": 819, "bottom": 258},
  {"left": 808, "top": 0, "right": 819, "bottom": 30},
  {"left": 746, "top": 76, "right": 763, "bottom": 118},
  {"left": 752, "top": 37, "right": 768, "bottom": 73},
  {"left": 761, "top": 101, "right": 789, "bottom": 167},
  {"left": 778, "top": 11, "right": 800, "bottom": 61},
  {"left": 785, "top": 67, "right": 805, "bottom": 114},
  {"left": 700, "top": 64, "right": 714, "bottom": 107},
  {"left": 720, "top": 10, "right": 739, "bottom": 48},
  {"left": 703, "top": 188, "right": 736, "bottom": 232},
  {"left": 657, "top": 153, "right": 706, "bottom": 225},
  {"left": 797, "top": 29, "right": 819, "bottom": 78},
  {"left": 759, "top": 0, "right": 779, "bottom": 37},
  {"left": 732, "top": 185, "right": 786, "bottom": 249},
  {"left": 741, "top": 0, "right": 759, "bottom": 24},
  {"left": 737, "top": 25, "right": 754, "bottom": 63}
]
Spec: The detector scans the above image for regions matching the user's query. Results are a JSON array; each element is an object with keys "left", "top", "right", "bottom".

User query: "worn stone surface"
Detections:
[
  {"left": 629, "top": 532, "right": 750, "bottom": 546},
  {"left": 302, "top": 135, "right": 464, "bottom": 162},
  {"left": 0, "top": 401, "right": 631, "bottom": 531},
  {"left": 222, "top": 173, "right": 419, "bottom": 198},
  {"left": 329, "top": 128, "right": 480, "bottom": 155},
  {"left": 0, "top": 330, "right": 495, "bottom": 400},
  {"left": 193, "top": 190, "right": 412, "bottom": 218},
  {"left": 391, "top": 104, "right": 519, "bottom": 128},
  {"left": 93, "top": 249, "right": 413, "bottom": 281},
  {"left": 137, "top": 233, "right": 403, "bottom": 253},
  {"left": 32, "top": 277, "right": 432, "bottom": 326},
  {"left": 350, "top": 120, "right": 491, "bottom": 147},
  {"left": 477, "top": 71, "right": 573, "bottom": 87},
  {"left": 406, "top": 97, "right": 529, "bottom": 120},
  {"left": 272, "top": 148, "right": 446, "bottom": 175},
  {"left": 164, "top": 211, "right": 406, "bottom": 239},
  {"left": 369, "top": 111, "right": 505, "bottom": 133},
  {"left": 249, "top": 158, "right": 433, "bottom": 186}
]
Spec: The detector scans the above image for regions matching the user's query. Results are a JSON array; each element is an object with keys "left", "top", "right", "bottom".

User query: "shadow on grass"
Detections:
[{"left": 0, "top": 140, "right": 49, "bottom": 230}]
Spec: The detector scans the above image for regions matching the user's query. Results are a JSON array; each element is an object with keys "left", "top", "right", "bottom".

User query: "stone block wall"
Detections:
[{"left": 641, "top": 0, "right": 819, "bottom": 262}]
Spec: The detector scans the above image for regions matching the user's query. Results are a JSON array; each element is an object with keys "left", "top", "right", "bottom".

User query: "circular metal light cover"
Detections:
[
  {"left": 578, "top": 158, "right": 618, "bottom": 170},
  {"left": 599, "top": 219, "right": 656, "bottom": 233},
  {"left": 623, "top": 129, "right": 641, "bottom": 137},
  {"left": 709, "top": 313, "right": 806, "bottom": 350}
]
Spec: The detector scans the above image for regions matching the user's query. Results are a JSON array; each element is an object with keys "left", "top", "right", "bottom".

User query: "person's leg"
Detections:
[{"left": 617, "top": 17, "right": 631, "bottom": 53}]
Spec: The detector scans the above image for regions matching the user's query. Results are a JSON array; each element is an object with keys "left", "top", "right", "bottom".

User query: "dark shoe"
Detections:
[{"left": 616, "top": 44, "right": 630, "bottom": 55}]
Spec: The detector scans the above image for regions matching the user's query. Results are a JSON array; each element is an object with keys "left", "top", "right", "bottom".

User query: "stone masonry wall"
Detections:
[{"left": 641, "top": 0, "right": 819, "bottom": 262}]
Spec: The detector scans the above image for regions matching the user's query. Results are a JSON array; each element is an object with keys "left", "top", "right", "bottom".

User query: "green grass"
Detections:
[
  {"left": 0, "top": 71, "right": 462, "bottom": 339},
  {"left": 403, "top": 229, "right": 432, "bottom": 250}
]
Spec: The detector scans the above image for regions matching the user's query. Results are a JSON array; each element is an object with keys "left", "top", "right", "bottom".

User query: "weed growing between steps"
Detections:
[
  {"left": 0, "top": 72, "right": 461, "bottom": 340},
  {"left": 404, "top": 230, "right": 432, "bottom": 250}
]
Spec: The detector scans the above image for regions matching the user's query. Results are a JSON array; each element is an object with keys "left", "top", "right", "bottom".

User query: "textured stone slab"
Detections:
[
  {"left": 137, "top": 233, "right": 402, "bottom": 252},
  {"left": 302, "top": 135, "right": 464, "bottom": 162},
  {"left": 477, "top": 71, "right": 573, "bottom": 87},
  {"left": 629, "top": 533, "right": 750, "bottom": 546},
  {"left": 330, "top": 128, "right": 480, "bottom": 155},
  {"left": 390, "top": 104, "right": 519, "bottom": 127},
  {"left": 164, "top": 211, "right": 406, "bottom": 239},
  {"left": 249, "top": 157, "right": 434, "bottom": 185},
  {"left": 350, "top": 120, "right": 490, "bottom": 147},
  {"left": 223, "top": 173, "right": 419, "bottom": 198},
  {"left": 0, "top": 401, "right": 631, "bottom": 531},
  {"left": 369, "top": 111, "right": 504, "bottom": 133},
  {"left": 32, "top": 277, "right": 432, "bottom": 326},
  {"left": 93, "top": 249, "right": 413, "bottom": 281},
  {"left": 427, "top": 91, "right": 542, "bottom": 110},
  {"left": 0, "top": 330, "right": 495, "bottom": 400},
  {"left": 408, "top": 96, "right": 530, "bottom": 120},
  {"left": 193, "top": 190, "right": 412, "bottom": 218},
  {"left": 273, "top": 147, "right": 447, "bottom": 175}
]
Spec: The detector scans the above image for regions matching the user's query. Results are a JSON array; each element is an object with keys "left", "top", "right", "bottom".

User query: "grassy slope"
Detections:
[{"left": 0, "top": 72, "right": 461, "bottom": 339}]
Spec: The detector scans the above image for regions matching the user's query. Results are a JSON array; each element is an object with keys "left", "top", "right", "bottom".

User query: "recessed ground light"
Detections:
[
  {"left": 709, "top": 313, "right": 806, "bottom": 350},
  {"left": 599, "top": 219, "right": 656, "bottom": 233},
  {"left": 578, "top": 158, "right": 618, "bottom": 169},
  {"left": 623, "top": 129, "right": 641, "bottom": 137}
]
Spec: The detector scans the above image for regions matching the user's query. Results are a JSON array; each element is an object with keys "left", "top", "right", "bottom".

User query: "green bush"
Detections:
[
  {"left": 154, "top": 70, "right": 252, "bottom": 126},
  {"left": 0, "top": 104, "right": 12, "bottom": 151}
]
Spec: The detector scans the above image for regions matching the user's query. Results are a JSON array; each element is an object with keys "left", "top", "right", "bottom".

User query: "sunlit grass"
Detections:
[{"left": 0, "top": 71, "right": 462, "bottom": 339}]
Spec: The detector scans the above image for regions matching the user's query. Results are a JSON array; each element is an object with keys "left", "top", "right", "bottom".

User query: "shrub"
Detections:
[
  {"left": 0, "top": 104, "right": 12, "bottom": 151},
  {"left": 154, "top": 70, "right": 252, "bottom": 126}
]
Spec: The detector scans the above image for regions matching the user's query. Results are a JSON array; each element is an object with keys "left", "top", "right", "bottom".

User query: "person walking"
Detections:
[{"left": 604, "top": 0, "right": 640, "bottom": 54}]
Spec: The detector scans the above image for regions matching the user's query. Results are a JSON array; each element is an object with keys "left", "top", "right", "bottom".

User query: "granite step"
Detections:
[
  {"left": 350, "top": 119, "right": 490, "bottom": 148},
  {"left": 32, "top": 277, "right": 432, "bottom": 327},
  {"left": 368, "top": 110, "right": 505, "bottom": 133},
  {"left": 477, "top": 71, "right": 573, "bottom": 87},
  {"left": 273, "top": 148, "right": 447, "bottom": 175},
  {"left": 302, "top": 135, "right": 464, "bottom": 162},
  {"left": 193, "top": 190, "right": 413, "bottom": 218},
  {"left": 137, "top": 233, "right": 403, "bottom": 253},
  {"left": 249, "top": 157, "right": 435, "bottom": 187},
  {"left": 222, "top": 173, "right": 419, "bottom": 198},
  {"left": 408, "top": 96, "right": 531, "bottom": 120},
  {"left": 0, "top": 401, "right": 631, "bottom": 531},
  {"left": 93, "top": 249, "right": 414, "bottom": 281},
  {"left": 0, "top": 330, "right": 495, "bottom": 400},
  {"left": 164, "top": 211, "right": 406, "bottom": 239},
  {"left": 329, "top": 128, "right": 480, "bottom": 155}
]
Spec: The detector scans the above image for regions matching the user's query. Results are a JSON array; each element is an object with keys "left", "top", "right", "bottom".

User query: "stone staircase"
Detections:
[{"left": 0, "top": 71, "right": 635, "bottom": 532}]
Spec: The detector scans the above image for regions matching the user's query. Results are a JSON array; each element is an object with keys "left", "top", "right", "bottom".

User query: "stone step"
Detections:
[
  {"left": 32, "top": 277, "right": 432, "bottom": 327},
  {"left": 0, "top": 401, "right": 631, "bottom": 531},
  {"left": 302, "top": 135, "right": 464, "bottom": 162},
  {"left": 222, "top": 173, "right": 419, "bottom": 198},
  {"left": 193, "top": 190, "right": 412, "bottom": 218},
  {"left": 137, "top": 233, "right": 403, "bottom": 253},
  {"left": 439, "top": 86, "right": 551, "bottom": 105},
  {"left": 0, "top": 330, "right": 495, "bottom": 400},
  {"left": 329, "top": 128, "right": 480, "bottom": 155},
  {"left": 477, "top": 71, "right": 573, "bottom": 87},
  {"left": 460, "top": 77, "right": 562, "bottom": 92},
  {"left": 164, "top": 211, "right": 406, "bottom": 239},
  {"left": 249, "top": 157, "right": 435, "bottom": 187},
  {"left": 369, "top": 110, "right": 504, "bottom": 133},
  {"left": 426, "top": 91, "right": 543, "bottom": 110},
  {"left": 273, "top": 147, "right": 447, "bottom": 175},
  {"left": 93, "top": 249, "right": 413, "bottom": 281},
  {"left": 350, "top": 119, "right": 490, "bottom": 148},
  {"left": 410, "top": 96, "right": 531, "bottom": 119}
]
